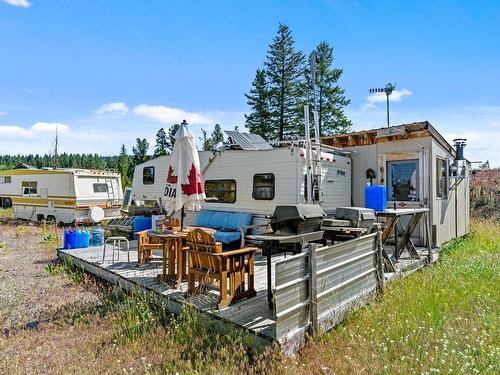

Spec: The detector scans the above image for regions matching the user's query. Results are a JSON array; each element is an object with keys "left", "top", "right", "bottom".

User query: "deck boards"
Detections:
[{"left": 57, "top": 242, "right": 436, "bottom": 346}]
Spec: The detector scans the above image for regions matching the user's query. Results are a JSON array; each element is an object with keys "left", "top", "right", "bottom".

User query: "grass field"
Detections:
[{"left": 0, "top": 220, "right": 498, "bottom": 374}]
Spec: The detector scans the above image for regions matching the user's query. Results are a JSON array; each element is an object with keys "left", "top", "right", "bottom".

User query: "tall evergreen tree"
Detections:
[
  {"left": 244, "top": 69, "right": 272, "bottom": 139},
  {"left": 303, "top": 41, "right": 351, "bottom": 136},
  {"left": 211, "top": 124, "right": 224, "bottom": 146},
  {"left": 264, "top": 23, "right": 305, "bottom": 141},
  {"left": 200, "top": 124, "right": 225, "bottom": 151},
  {"left": 118, "top": 144, "right": 131, "bottom": 187},
  {"left": 166, "top": 123, "right": 180, "bottom": 153},
  {"left": 153, "top": 128, "right": 168, "bottom": 157},
  {"left": 132, "top": 138, "right": 149, "bottom": 165}
]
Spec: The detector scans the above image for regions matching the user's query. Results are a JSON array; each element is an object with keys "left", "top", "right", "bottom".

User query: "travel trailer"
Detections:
[
  {"left": 0, "top": 167, "right": 123, "bottom": 224},
  {"left": 131, "top": 140, "right": 352, "bottom": 227},
  {"left": 321, "top": 121, "right": 470, "bottom": 247}
]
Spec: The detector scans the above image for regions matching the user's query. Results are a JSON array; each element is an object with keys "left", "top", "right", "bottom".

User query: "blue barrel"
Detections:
[
  {"left": 365, "top": 185, "right": 387, "bottom": 212},
  {"left": 133, "top": 216, "right": 152, "bottom": 239},
  {"left": 91, "top": 227, "right": 105, "bottom": 246},
  {"left": 64, "top": 230, "right": 78, "bottom": 249},
  {"left": 76, "top": 230, "right": 90, "bottom": 248}
]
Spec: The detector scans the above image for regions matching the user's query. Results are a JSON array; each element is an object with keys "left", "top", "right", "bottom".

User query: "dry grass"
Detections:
[{"left": 0, "top": 220, "right": 498, "bottom": 374}]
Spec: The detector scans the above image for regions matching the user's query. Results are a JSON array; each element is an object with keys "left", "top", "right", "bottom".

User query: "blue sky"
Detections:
[{"left": 1, "top": 0, "right": 499, "bottom": 165}]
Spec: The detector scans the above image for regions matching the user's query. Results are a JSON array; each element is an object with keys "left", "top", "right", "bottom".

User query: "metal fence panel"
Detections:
[{"left": 273, "top": 233, "right": 378, "bottom": 342}]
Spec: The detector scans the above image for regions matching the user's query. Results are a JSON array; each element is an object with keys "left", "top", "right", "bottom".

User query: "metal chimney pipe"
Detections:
[{"left": 453, "top": 138, "right": 467, "bottom": 160}]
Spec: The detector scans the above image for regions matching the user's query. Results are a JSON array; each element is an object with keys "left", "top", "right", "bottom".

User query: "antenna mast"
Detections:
[{"left": 52, "top": 124, "right": 59, "bottom": 168}]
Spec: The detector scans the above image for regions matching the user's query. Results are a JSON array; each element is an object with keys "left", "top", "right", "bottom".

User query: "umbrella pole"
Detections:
[{"left": 180, "top": 206, "right": 185, "bottom": 230}]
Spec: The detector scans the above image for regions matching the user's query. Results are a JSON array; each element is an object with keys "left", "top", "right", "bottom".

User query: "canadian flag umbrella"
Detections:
[{"left": 164, "top": 120, "right": 206, "bottom": 221}]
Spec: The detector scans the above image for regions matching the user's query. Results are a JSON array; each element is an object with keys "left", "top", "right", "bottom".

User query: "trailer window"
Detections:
[
  {"left": 0, "top": 176, "right": 11, "bottom": 184},
  {"left": 93, "top": 183, "right": 108, "bottom": 193},
  {"left": 21, "top": 181, "right": 38, "bottom": 197},
  {"left": 436, "top": 158, "right": 448, "bottom": 199},
  {"left": 253, "top": 174, "right": 275, "bottom": 200},
  {"left": 205, "top": 179, "right": 236, "bottom": 203},
  {"left": 386, "top": 160, "right": 419, "bottom": 202},
  {"left": 143, "top": 166, "right": 155, "bottom": 185}
]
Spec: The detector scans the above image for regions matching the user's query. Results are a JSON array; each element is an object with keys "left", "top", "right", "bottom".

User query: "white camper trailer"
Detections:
[
  {"left": 130, "top": 143, "right": 351, "bottom": 224},
  {"left": 0, "top": 167, "right": 123, "bottom": 224}
]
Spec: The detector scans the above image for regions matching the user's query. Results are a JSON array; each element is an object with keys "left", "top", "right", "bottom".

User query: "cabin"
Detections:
[
  {"left": 321, "top": 121, "right": 470, "bottom": 247},
  {"left": 0, "top": 168, "right": 123, "bottom": 224}
]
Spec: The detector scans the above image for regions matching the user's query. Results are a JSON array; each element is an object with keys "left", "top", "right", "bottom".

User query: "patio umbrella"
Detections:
[{"left": 164, "top": 120, "right": 206, "bottom": 228}]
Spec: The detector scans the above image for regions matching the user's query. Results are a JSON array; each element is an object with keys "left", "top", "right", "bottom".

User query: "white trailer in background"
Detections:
[
  {"left": 130, "top": 141, "right": 352, "bottom": 229},
  {"left": 0, "top": 168, "right": 123, "bottom": 225}
]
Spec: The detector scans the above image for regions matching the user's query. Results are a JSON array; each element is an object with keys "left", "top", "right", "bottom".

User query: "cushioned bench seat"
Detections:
[{"left": 193, "top": 210, "right": 252, "bottom": 245}]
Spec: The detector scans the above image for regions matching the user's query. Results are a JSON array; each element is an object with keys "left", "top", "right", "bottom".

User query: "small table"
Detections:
[
  {"left": 148, "top": 231, "right": 188, "bottom": 287},
  {"left": 376, "top": 208, "right": 432, "bottom": 272},
  {"left": 246, "top": 231, "right": 324, "bottom": 307}
]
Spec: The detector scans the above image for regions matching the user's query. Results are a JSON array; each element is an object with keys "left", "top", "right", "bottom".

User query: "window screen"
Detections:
[
  {"left": 205, "top": 179, "right": 236, "bottom": 203},
  {"left": 253, "top": 174, "right": 275, "bottom": 200},
  {"left": 386, "top": 160, "right": 419, "bottom": 202},
  {"left": 21, "top": 181, "right": 38, "bottom": 197},
  {"left": 143, "top": 166, "right": 155, "bottom": 185},
  {"left": 436, "top": 158, "right": 448, "bottom": 198},
  {"left": 93, "top": 183, "right": 108, "bottom": 193}
]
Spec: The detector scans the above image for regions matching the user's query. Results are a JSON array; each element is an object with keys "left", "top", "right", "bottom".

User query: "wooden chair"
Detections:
[
  {"left": 186, "top": 228, "right": 257, "bottom": 309},
  {"left": 136, "top": 216, "right": 180, "bottom": 264}
]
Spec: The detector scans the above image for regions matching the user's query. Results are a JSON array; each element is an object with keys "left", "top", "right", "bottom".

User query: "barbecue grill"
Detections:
[{"left": 270, "top": 204, "right": 325, "bottom": 235}]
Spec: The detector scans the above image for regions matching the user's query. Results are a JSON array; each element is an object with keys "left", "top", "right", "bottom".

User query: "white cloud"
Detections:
[
  {"left": 0, "top": 125, "right": 34, "bottom": 138},
  {"left": 31, "top": 122, "right": 70, "bottom": 134},
  {"left": 24, "top": 88, "right": 35, "bottom": 94},
  {"left": 94, "top": 102, "right": 129, "bottom": 115},
  {"left": 0, "top": 111, "right": 7, "bottom": 116},
  {"left": 133, "top": 104, "right": 213, "bottom": 125},
  {"left": 2, "top": 0, "right": 30, "bottom": 7},
  {"left": 363, "top": 88, "right": 413, "bottom": 110}
]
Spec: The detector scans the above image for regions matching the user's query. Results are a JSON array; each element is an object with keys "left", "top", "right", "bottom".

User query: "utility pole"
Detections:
[
  {"left": 52, "top": 124, "right": 59, "bottom": 168},
  {"left": 369, "top": 83, "right": 396, "bottom": 128}
]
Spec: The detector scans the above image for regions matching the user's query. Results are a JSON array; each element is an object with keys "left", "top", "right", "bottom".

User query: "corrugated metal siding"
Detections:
[{"left": 273, "top": 234, "right": 378, "bottom": 342}]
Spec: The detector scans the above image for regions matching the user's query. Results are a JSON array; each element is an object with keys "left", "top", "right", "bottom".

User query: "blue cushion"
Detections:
[
  {"left": 194, "top": 210, "right": 252, "bottom": 231},
  {"left": 214, "top": 230, "right": 241, "bottom": 244}
]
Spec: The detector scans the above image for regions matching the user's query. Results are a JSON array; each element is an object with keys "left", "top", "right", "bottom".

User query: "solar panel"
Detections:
[{"left": 224, "top": 130, "right": 273, "bottom": 150}]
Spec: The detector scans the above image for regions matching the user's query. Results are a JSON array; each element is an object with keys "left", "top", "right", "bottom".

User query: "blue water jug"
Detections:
[
  {"left": 365, "top": 185, "right": 387, "bottom": 212},
  {"left": 64, "top": 229, "right": 78, "bottom": 249},
  {"left": 76, "top": 230, "right": 90, "bottom": 248},
  {"left": 91, "top": 227, "right": 105, "bottom": 246}
]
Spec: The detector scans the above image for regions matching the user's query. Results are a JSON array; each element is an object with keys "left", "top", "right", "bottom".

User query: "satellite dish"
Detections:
[{"left": 89, "top": 206, "right": 105, "bottom": 223}]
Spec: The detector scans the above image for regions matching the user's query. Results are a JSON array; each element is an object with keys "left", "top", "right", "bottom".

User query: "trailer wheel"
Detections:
[
  {"left": 37, "top": 214, "right": 44, "bottom": 222},
  {"left": 46, "top": 215, "right": 56, "bottom": 223}
]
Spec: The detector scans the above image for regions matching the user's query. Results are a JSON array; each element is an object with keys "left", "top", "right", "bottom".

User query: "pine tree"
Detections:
[
  {"left": 244, "top": 69, "right": 272, "bottom": 139},
  {"left": 264, "top": 23, "right": 305, "bottom": 141},
  {"left": 132, "top": 138, "right": 150, "bottom": 165},
  {"left": 153, "top": 128, "right": 168, "bottom": 157},
  {"left": 200, "top": 129, "right": 212, "bottom": 151},
  {"left": 211, "top": 124, "right": 224, "bottom": 146},
  {"left": 166, "top": 123, "right": 180, "bottom": 153},
  {"left": 118, "top": 144, "right": 131, "bottom": 187},
  {"left": 303, "top": 41, "right": 351, "bottom": 136},
  {"left": 200, "top": 124, "right": 225, "bottom": 151}
]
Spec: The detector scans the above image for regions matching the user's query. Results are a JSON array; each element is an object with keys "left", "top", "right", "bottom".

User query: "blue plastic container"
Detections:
[
  {"left": 76, "top": 230, "right": 90, "bottom": 248},
  {"left": 132, "top": 216, "right": 152, "bottom": 239},
  {"left": 91, "top": 227, "right": 105, "bottom": 246},
  {"left": 365, "top": 185, "right": 387, "bottom": 212},
  {"left": 64, "top": 229, "right": 78, "bottom": 249}
]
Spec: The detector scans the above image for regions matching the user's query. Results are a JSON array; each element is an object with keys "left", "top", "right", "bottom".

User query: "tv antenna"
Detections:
[{"left": 369, "top": 83, "right": 396, "bottom": 128}]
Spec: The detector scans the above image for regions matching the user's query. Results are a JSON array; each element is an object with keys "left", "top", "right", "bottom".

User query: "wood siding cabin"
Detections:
[{"left": 321, "top": 121, "right": 470, "bottom": 247}]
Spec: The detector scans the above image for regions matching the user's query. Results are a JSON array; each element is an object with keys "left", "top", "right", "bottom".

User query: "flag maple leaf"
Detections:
[{"left": 181, "top": 163, "right": 204, "bottom": 196}]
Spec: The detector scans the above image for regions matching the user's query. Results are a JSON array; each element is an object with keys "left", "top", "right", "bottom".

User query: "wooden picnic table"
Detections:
[
  {"left": 376, "top": 208, "right": 432, "bottom": 272},
  {"left": 147, "top": 230, "right": 188, "bottom": 287}
]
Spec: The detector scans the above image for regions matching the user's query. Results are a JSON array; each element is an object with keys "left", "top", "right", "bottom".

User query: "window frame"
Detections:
[
  {"left": 0, "top": 176, "right": 11, "bottom": 184},
  {"left": 93, "top": 183, "right": 108, "bottom": 193},
  {"left": 252, "top": 173, "right": 275, "bottom": 200},
  {"left": 386, "top": 159, "right": 420, "bottom": 202},
  {"left": 21, "top": 181, "right": 38, "bottom": 197},
  {"left": 436, "top": 157, "right": 448, "bottom": 199},
  {"left": 143, "top": 166, "right": 155, "bottom": 185},
  {"left": 204, "top": 179, "right": 237, "bottom": 204}
]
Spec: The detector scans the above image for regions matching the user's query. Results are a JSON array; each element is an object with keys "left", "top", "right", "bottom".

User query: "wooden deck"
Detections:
[{"left": 57, "top": 241, "right": 438, "bottom": 348}]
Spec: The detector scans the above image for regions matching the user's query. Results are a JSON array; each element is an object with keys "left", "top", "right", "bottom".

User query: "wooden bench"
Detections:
[{"left": 186, "top": 228, "right": 257, "bottom": 309}]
